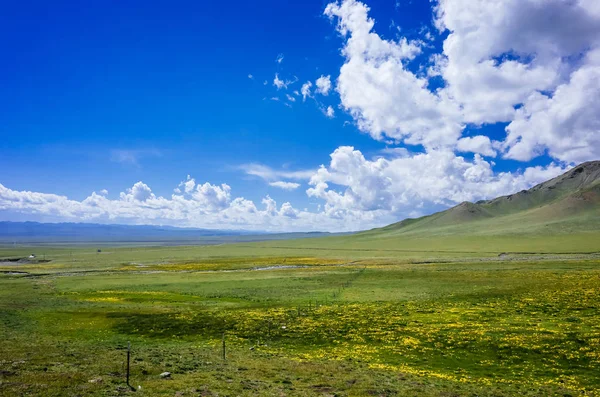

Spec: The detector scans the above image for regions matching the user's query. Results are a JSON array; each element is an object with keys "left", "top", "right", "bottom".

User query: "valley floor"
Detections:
[{"left": 1, "top": 244, "right": 600, "bottom": 396}]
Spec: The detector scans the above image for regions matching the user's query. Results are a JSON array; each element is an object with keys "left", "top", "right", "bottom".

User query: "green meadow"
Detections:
[{"left": 1, "top": 241, "right": 600, "bottom": 396}]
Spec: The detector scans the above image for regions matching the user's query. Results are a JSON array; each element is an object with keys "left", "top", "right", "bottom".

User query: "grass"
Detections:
[{"left": 1, "top": 242, "right": 600, "bottom": 396}]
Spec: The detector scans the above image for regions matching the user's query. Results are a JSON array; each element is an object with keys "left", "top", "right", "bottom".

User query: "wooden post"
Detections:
[
  {"left": 126, "top": 341, "right": 134, "bottom": 391},
  {"left": 222, "top": 332, "right": 226, "bottom": 360}
]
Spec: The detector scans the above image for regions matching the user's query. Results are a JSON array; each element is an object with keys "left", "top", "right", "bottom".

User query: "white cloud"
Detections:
[
  {"left": 0, "top": 178, "right": 370, "bottom": 232},
  {"left": 379, "top": 147, "right": 410, "bottom": 158},
  {"left": 324, "top": 106, "right": 335, "bottom": 118},
  {"left": 307, "top": 146, "right": 567, "bottom": 220},
  {"left": 324, "top": 0, "right": 463, "bottom": 150},
  {"left": 269, "top": 181, "right": 301, "bottom": 190},
  {"left": 286, "top": 94, "right": 296, "bottom": 102},
  {"left": 240, "top": 163, "right": 315, "bottom": 181},
  {"left": 120, "top": 182, "right": 154, "bottom": 202},
  {"left": 434, "top": 0, "right": 600, "bottom": 127},
  {"left": 0, "top": 147, "right": 571, "bottom": 232},
  {"left": 324, "top": 0, "right": 600, "bottom": 162},
  {"left": 456, "top": 135, "right": 496, "bottom": 157},
  {"left": 433, "top": 0, "right": 600, "bottom": 161},
  {"left": 248, "top": 74, "right": 254, "bottom": 79},
  {"left": 273, "top": 73, "right": 297, "bottom": 90},
  {"left": 262, "top": 195, "right": 278, "bottom": 216},
  {"left": 279, "top": 202, "right": 298, "bottom": 218},
  {"left": 0, "top": 178, "right": 310, "bottom": 232},
  {"left": 301, "top": 81, "right": 312, "bottom": 101},
  {"left": 193, "top": 182, "right": 232, "bottom": 211},
  {"left": 315, "top": 75, "right": 332, "bottom": 95},
  {"left": 276, "top": 53, "right": 285, "bottom": 64},
  {"left": 273, "top": 74, "right": 286, "bottom": 90},
  {"left": 502, "top": 48, "right": 600, "bottom": 163},
  {"left": 99, "top": 189, "right": 108, "bottom": 196}
]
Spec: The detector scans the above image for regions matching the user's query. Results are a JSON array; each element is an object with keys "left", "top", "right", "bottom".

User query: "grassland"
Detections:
[{"left": 1, "top": 241, "right": 600, "bottom": 396}]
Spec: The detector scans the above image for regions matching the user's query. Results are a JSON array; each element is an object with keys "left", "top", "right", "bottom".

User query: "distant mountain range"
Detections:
[{"left": 0, "top": 221, "right": 344, "bottom": 244}]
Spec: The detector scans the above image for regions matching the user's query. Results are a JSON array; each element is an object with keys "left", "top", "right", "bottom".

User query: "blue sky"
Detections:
[{"left": 1, "top": 0, "right": 599, "bottom": 231}]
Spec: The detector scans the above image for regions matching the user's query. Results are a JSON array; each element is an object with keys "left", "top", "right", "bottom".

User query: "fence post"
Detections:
[
  {"left": 126, "top": 341, "right": 135, "bottom": 391},
  {"left": 222, "top": 332, "right": 226, "bottom": 360}
]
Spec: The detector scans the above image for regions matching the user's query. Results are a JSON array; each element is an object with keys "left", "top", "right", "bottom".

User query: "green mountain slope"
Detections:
[{"left": 363, "top": 161, "right": 600, "bottom": 238}]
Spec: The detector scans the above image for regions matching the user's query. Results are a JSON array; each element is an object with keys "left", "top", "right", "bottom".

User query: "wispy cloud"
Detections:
[
  {"left": 110, "top": 149, "right": 162, "bottom": 167},
  {"left": 239, "top": 163, "right": 315, "bottom": 182},
  {"left": 269, "top": 181, "right": 301, "bottom": 190},
  {"left": 273, "top": 73, "right": 298, "bottom": 90}
]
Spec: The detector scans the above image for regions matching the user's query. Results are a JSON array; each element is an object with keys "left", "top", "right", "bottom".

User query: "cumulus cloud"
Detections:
[
  {"left": 174, "top": 176, "right": 231, "bottom": 210},
  {"left": 0, "top": 179, "right": 311, "bottom": 232},
  {"left": 434, "top": 0, "right": 600, "bottom": 125},
  {"left": 325, "top": 0, "right": 463, "bottom": 149},
  {"left": 324, "top": 106, "right": 335, "bottom": 118},
  {"left": 0, "top": 148, "right": 570, "bottom": 232},
  {"left": 502, "top": 48, "right": 600, "bottom": 163},
  {"left": 279, "top": 202, "right": 298, "bottom": 218},
  {"left": 324, "top": 0, "right": 600, "bottom": 163},
  {"left": 121, "top": 182, "right": 154, "bottom": 202},
  {"left": 456, "top": 136, "right": 496, "bottom": 157},
  {"left": 307, "top": 146, "right": 567, "bottom": 220},
  {"left": 434, "top": 0, "right": 600, "bottom": 162},
  {"left": 315, "top": 75, "right": 332, "bottom": 95},
  {"left": 269, "top": 181, "right": 301, "bottom": 190},
  {"left": 0, "top": 178, "right": 385, "bottom": 232}
]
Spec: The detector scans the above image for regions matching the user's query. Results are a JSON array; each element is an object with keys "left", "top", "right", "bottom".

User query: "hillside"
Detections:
[{"left": 367, "top": 160, "right": 600, "bottom": 237}]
